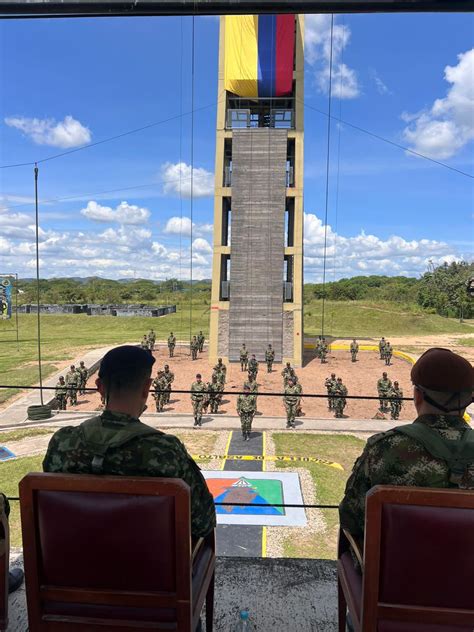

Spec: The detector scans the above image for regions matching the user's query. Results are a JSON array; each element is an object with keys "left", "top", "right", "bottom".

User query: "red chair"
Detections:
[
  {"left": 20, "top": 473, "right": 215, "bottom": 631},
  {"left": 338, "top": 485, "right": 474, "bottom": 631},
  {"left": 0, "top": 495, "right": 9, "bottom": 631}
]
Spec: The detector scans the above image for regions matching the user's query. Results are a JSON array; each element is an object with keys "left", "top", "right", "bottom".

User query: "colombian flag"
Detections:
[{"left": 224, "top": 15, "right": 295, "bottom": 98}]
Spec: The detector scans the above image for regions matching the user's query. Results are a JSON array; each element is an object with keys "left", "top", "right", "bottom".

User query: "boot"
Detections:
[{"left": 193, "top": 418, "right": 198, "bottom": 427}]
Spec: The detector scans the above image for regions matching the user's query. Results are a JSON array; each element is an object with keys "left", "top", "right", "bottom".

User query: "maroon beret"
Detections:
[{"left": 411, "top": 348, "right": 473, "bottom": 393}]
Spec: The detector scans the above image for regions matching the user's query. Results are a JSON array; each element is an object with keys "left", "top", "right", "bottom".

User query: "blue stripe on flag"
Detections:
[{"left": 257, "top": 14, "right": 276, "bottom": 97}]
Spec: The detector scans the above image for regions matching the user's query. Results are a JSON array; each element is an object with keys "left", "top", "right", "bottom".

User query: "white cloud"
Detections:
[
  {"left": 192, "top": 238, "right": 213, "bottom": 254},
  {"left": 369, "top": 68, "right": 392, "bottom": 96},
  {"left": 163, "top": 216, "right": 213, "bottom": 238},
  {"left": 80, "top": 200, "right": 150, "bottom": 224},
  {"left": 402, "top": 48, "right": 474, "bottom": 159},
  {"left": 305, "top": 15, "right": 360, "bottom": 99},
  {"left": 161, "top": 162, "right": 214, "bottom": 198},
  {"left": 303, "top": 212, "right": 464, "bottom": 280},
  {"left": 4, "top": 115, "right": 91, "bottom": 148}
]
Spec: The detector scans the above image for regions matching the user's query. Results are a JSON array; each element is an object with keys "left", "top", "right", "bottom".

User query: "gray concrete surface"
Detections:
[{"left": 7, "top": 552, "right": 338, "bottom": 631}]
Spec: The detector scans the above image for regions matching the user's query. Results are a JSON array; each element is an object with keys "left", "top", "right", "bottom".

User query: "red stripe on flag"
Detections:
[{"left": 275, "top": 14, "right": 295, "bottom": 96}]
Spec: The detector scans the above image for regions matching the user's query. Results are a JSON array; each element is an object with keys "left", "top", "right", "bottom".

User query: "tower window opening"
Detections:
[
  {"left": 222, "top": 197, "right": 231, "bottom": 246},
  {"left": 284, "top": 255, "right": 294, "bottom": 302},
  {"left": 223, "top": 139, "right": 232, "bottom": 187},
  {"left": 286, "top": 198, "right": 295, "bottom": 247},
  {"left": 220, "top": 254, "right": 231, "bottom": 300},
  {"left": 286, "top": 139, "right": 295, "bottom": 187}
]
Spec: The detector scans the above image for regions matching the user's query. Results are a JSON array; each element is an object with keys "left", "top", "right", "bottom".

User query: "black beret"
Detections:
[{"left": 98, "top": 345, "right": 155, "bottom": 378}]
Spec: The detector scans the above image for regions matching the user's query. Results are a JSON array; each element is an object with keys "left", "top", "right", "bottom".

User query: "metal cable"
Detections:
[{"left": 189, "top": 15, "right": 195, "bottom": 352}]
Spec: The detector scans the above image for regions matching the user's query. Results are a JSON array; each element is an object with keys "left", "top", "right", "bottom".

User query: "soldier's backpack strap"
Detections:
[
  {"left": 394, "top": 423, "right": 474, "bottom": 485},
  {"left": 80, "top": 416, "right": 159, "bottom": 474}
]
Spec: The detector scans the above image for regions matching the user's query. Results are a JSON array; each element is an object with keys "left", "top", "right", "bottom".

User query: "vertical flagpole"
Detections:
[{"left": 34, "top": 163, "right": 44, "bottom": 405}]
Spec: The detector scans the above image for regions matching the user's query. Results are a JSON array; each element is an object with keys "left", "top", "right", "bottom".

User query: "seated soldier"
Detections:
[
  {"left": 43, "top": 346, "right": 216, "bottom": 539},
  {"left": 1, "top": 493, "right": 24, "bottom": 594},
  {"left": 340, "top": 348, "right": 474, "bottom": 542}
]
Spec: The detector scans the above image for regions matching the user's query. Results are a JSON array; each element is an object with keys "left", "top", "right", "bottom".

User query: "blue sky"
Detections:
[{"left": 0, "top": 12, "right": 472, "bottom": 281}]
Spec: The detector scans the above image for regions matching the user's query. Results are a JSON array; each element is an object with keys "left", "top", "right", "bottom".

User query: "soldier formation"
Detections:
[
  {"left": 378, "top": 336, "right": 393, "bottom": 366},
  {"left": 56, "top": 361, "right": 88, "bottom": 410}
]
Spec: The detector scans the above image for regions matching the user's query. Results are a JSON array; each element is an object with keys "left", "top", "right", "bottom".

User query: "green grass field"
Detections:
[
  {"left": 0, "top": 297, "right": 471, "bottom": 405},
  {"left": 273, "top": 433, "right": 366, "bottom": 559}
]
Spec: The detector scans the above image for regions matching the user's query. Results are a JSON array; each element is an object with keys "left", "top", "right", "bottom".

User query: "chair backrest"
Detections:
[
  {"left": 20, "top": 473, "right": 193, "bottom": 631},
  {"left": 0, "top": 495, "right": 9, "bottom": 631},
  {"left": 362, "top": 486, "right": 474, "bottom": 630}
]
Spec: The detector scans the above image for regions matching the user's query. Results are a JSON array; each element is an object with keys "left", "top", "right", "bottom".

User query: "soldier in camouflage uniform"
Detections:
[
  {"left": 213, "top": 358, "right": 227, "bottom": 386},
  {"left": 148, "top": 329, "right": 156, "bottom": 352},
  {"left": 206, "top": 375, "right": 222, "bottom": 415},
  {"left": 350, "top": 339, "right": 359, "bottom": 363},
  {"left": 162, "top": 364, "right": 174, "bottom": 405},
  {"left": 65, "top": 365, "right": 80, "bottom": 407},
  {"left": 265, "top": 344, "right": 275, "bottom": 373},
  {"left": 244, "top": 375, "right": 259, "bottom": 414},
  {"left": 237, "top": 384, "right": 256, "bottom": 441},
  {"left": 334, "top": 378, "right": 348, "bottom": 419},
  {"left": 197, "top": 331, "right": 205, "bottom": 353},
  {"left": 377, "top": 372, "right": 392, "bottom": 412},
  {"left": 152, "top": 370, "right": 167, "bottom": 412},
  {"left": 294, "top": 378, "right": 303, "bottom": 416},
  {"left": 284, "top": 378, "right": 299, "bottom": 429},
  {"left": 325, "top": 373, "right": 338, "bottom": 410},
  {"left": 190, "top": 336, "right": 199, "bottom": 360},
  {"left": 384, "top": 341, "right": 393, "bottom": 366},
  {"left": 43, "top": 346, "right": 215, "bottom": 538},
  {"left": 167, "top": 332, "right": 176, "bottom": 358},
  {"left": 320, "top": 338, "right": 329, "bottom": 364},
  {"left": 389, "top": 381, "right": 403, "bottom": 420},
  {"left": 248, "top": 355, "right": 258, "bottom": 381},
  {"left": 282, "top": 362, "right": 296, "bottom": 387},
  {"left": 340, "top": 348, "right": 474, "bottom": 541},
  {"left": 55, "top": 376, "right": 67, "bottom": 411},
  {"left": 378, "top": 337, "right": 386, "bottom": 360},
  {"left": 191, "top": 373, "right": 206, "bottom": 427},
  {"left": 78, "top": 361, "right": 88, "bottom": 396},
  {"left": 240, "top": 344, "right": 248, "bottom": 372},
  {"left": 315, "top": 337, "right": 322, "bottom": 360},
  {"left": 140, "top": 335, "right": 149, "bottom": 351}
]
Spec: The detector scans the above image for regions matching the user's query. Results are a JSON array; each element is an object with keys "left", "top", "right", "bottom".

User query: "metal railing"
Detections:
[
  {"left": 226, "top": 108, "right": 295, "bottom": 130},
  {"left": 220, "top": 280, "right": 230, "bottom": 300}
]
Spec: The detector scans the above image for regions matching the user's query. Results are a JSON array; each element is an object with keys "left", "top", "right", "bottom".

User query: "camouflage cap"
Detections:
[
  {"left": 98, "top": 345, "right": 155, "bottom": 379},
  {"left": 411, "top": 348, "right": 473, "bottom": 393}
]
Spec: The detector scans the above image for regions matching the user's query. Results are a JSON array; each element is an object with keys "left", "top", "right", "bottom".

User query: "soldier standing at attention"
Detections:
[
  {"left": 325, "top": 373, "right": 338, "bottom": 410},
  {"left": 340, "top": 348, "right": 474, "bottom": 542},
  {"left": 377, "top": 372, "right": 392, "bottom": 413},
  {"left": 334, "top": 378, "right": 348, "bottom": 419},
  {"left": 162, "top": 364, "right": 174, "bottom": 405},
  {"left": 284, "top": 378, "right": 299, "bottom": 429},
  {"left": 281, "top": 362, "right": 295, "bottom": 387},
  {"left": 240, "top": 344, "right": 248, "bottom": 372},
  {"left": 384, "top": 341, "right": 393, "bottom": 366},
  {"left": 320, "top": 338, "right": 329, "bottom": 364},
  {"left": 350, "top": 339, "right": 359, "bottom": 363},
  {"left": 167, "top": 332, "right": 176, "bottom": 358},
  {"left": 140, "top": 335, "right": 149, "bottom": 351},
  {"left": 265, "top": 344, "right": 275, "bottom": 373},
  {"left": 190, "top": 336, "right": 199, "bottom": 360},
  {"left": 213, "top": 358, "right": 227, "bottom": 386},
  {"left": 315, "top": 337, "right": 322, "bottom": 360},
  {"left": 191, "top": 373, "right": 206, "bottom": 427},
  {"left": 152, "top": 370, "right": 166, "bottom": 413},
  {"left": 55, "top": 376, "right": 67, "bottom": 411},
  {"left": 248, "top": 354, "right": 259, "bottom": 381},
  {"left": 148, "top": 329, "right": 156, "bottom": 352},
  {"left": 389, "top": 381, "right": 403, "bottom": 420},
  {"left": 43, "top": 346, "right": 216, "bottom": 539},
  {"left": 197, "top": 331, "right": 205, "bottom": 353},
  {"left": 66, "top": 365, "right": 79, "bottom": 407},
  {"left": 378, "top": 337, "right": 386, "bottom": 360},
  {"left": 237, "top": 384, "right": 256, "bottom": 441},
  {"left": 78, "top": 361, "right": 88, "bottom": 396},
  {"left": 207, "top": 375, "right": 221, "bottom": 415}
]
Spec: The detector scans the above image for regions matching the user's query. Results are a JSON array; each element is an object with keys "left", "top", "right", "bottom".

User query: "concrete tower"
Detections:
[{"left": 209, "top": 15, "right": 304, "bottom": 366}]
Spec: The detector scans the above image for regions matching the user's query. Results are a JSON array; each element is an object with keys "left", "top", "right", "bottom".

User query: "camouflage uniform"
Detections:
[
  {"left": 295, "top": 380, "right": 303, "bottom": 416},
  {"left": 190, "top": 337, "right": 199, "bottom": 360},
  {"left": 191, "top": 380, "right": 206, "bottom": 426},
  {"left": 140, "top": 336, "right": 149, "bottom": 351},
  {"left": 284, "top": 384, "right": 299, "bottom": 428},
  {"left": 162, "top": 368, "right": 174, "bottom": 405},
  {"left": 339, "top": 414, "right": 474, "bottom": 538},
  {"left": 325, "top": 375, "right": 337, "bottom": 410},
  {"left": 281, "top": 365, "right": 295, "bottom": 387},
  {"left": 377, "top": 376, "right": 392, "bottom": 412},
  {"left": 378, "top": 338, "right": 386, "bottom": 360},
  {"left": 205, "top": 378, "right": 221, "bottom": 414},
  {"left": 248, "top": 358, "right": 258, "bottom": 381},
  {"left": 197, "top": 331, "right": 205, "bottom": 353},
  {"left": 148, "top": 330, "right": 156, "bottom": 351},
  {"left": 43, "top": 410, "right": 216, "bottom": 538},
  {"left": 265, "top": 346, "right": 275, "bottom": 373},
  {"left": 240, "top": 346, "right": 248, "bottom": 372},
  {"left": 384, "top": 343, "right": 393, "bottom": 366},
  {"left": 78, "top": 363, "right": 88, "bottom": 396},
  {"left": 65, "top": 368, "right": 80, "bottom": 406},
  {"left": 334, "top": 381, "right": 348, "bottom": 418},
  {"left": 350, "top": 341, "right": 359, "bottom": 363},
  {"left": 152, "top": 373, "right": 167, "bottom": 412},
  {"left": 320, "top": 340, "right": 328, "bottom": 364},
  {"left": 244, "top": 379, "right": 259, "bottom": 412},
  {"left": 237, "top": 392, "right": 256, "bottom": 440},
  {"left": 389, "top": 385, "right": 403, "bottom": 420},
  {"left": 213, "top": 361, "right": 227, "bottom": 386},
  {"left": 168, "top": 334, "right": 176, "bottom": 358},
  {"left": 55, "top": 379, "right": 67, "bottom": 410},
  {"left": 315, "top": 339, "right": 322, "bottom": 359}
]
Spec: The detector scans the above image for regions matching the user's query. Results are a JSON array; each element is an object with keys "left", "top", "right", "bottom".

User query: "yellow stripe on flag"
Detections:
[{"left": 224, "top": 15, "right": 258, "bottom": 98}]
